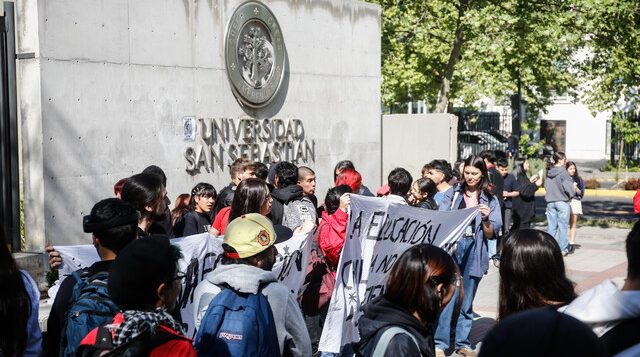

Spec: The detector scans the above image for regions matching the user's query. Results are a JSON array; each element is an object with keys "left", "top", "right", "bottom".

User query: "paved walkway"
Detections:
[{"left": 446, "top": 224, "right": 631, "bottom": 356}]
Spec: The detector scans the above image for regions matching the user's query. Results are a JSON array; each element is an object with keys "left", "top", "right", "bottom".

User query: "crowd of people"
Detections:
[{"left": 1, "top": 150, "right": 636, "bottom": 357}]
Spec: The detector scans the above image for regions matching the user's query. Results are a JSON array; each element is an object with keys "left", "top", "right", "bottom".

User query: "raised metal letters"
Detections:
[{"left": 225, "top": 1, "right": 285, "bottom": 108}]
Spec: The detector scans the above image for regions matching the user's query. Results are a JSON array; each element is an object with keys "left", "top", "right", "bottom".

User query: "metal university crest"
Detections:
[{"left": 225, "top": 1, "right": 285, "bottom": 108}]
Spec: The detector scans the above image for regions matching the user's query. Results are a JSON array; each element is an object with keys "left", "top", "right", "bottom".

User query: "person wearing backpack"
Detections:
[
  {"left": 355, "top": 244, "right": 458, "bottom": 357},
  {"left": 270, "top": 161, "right": 317, "bottom": 230},
  {"left": 77, "top": 236, "right": 195, "bottom": 356},
  {"left": 46, "top": 198, "right": 139, "bottom": 357},
  {"left": 193, "top": 213, "right": 312, "bottom": 357}
]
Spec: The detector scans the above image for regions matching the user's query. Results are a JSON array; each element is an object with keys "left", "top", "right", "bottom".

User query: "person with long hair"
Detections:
[
  {"left": 510, "top": 157, "right": 543, "bottom": 230},
  {"left": 434, "top": 155, "right": 502, "bottom": 356},
  {"left": 333, "top": 160, "right": 374, "bottom": 196},
  {"left": 544, "top": 152, "right": 575, "bottom": 255},
  {"left": 173, "top": 183, "right": 217, "bottom": 237},
  {"left": 409, "top": 177, "right": 439, "bottom": 210},
  {"left": 210, "top": 178, "right": 272, "bottom": 236},
  {"left": 171, "top": 193, "right": 191, "bottom": 227},
  {"left": 120, "top": 172, "right": 168, "bottom": 236},
  {"left": 356, "top": 244, "right": 458, "bottom": 357},
  {"left": 335, "top": 168, "right": 362, "bottom": 194},
  {"left": 498, "top": 229, "right": 576, "bottom": 319},
  {"left": 0, "top": 231, "right": 42, "bottom": 357},
  {"left": 566, "top": 161, "right": 585, "bottom": 254}
]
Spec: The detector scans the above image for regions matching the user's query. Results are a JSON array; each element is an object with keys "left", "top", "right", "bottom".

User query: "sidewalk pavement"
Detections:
[{"left": 452, "top": 224, "right": 630, "bottom": 356}]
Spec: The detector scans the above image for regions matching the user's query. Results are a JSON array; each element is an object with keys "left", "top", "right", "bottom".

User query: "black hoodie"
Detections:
[
  {"left": 355, "top": 296, "right": 435, "bottom": 357},
  {"left": 270, "top": 184, "right": 317, "bottom": 228}
]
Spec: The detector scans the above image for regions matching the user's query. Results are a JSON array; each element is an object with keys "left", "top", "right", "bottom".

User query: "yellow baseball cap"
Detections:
[{"left": 223, "top": 213, "right": 277, "bottom": 259}]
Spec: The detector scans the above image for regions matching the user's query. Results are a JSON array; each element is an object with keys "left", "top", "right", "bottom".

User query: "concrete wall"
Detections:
[
  {"left": 17, "top": 0, "right": 381, "bottom": 248},
  {"left": 382, "top": 114, "right": 458, "bottom": 183},
  {"left": 541, "top": 101, "right": 610, "bottom": 161}
]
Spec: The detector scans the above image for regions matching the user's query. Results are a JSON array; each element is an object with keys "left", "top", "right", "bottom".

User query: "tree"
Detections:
[
  {"left": 369, "top": 0, "right": 582, "bottom": 116},
  {"left": 577, "top": 0, "right": 640, "bottom": 164}
]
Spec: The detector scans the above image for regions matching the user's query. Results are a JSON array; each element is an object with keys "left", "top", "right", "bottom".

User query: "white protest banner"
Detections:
[
  {"left": 54, "top": 229, "right": 313, "bottom": 337},
  {"left": 318, "top": 195, "right": 478, "bottom": 353}
]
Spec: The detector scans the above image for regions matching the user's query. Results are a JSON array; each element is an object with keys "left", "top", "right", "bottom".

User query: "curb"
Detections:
[{"left": 535, "top": 188, "right": 635, "bottom": 198}]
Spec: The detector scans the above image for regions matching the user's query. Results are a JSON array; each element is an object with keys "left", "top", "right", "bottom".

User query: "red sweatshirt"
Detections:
[
  {"left": 318, "top": 208, "right": 349, "bottom": 269},
  {"left": 79, "top": 313, "right": 196, "bottom": 357}
]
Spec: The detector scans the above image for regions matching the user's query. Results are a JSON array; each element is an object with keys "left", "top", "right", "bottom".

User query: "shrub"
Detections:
[
  {"left": 584, "top": 178, "right": 601, "bottom": 189},
  {"left": 624, "top": 178, "right": 640, "bottom": 190}
]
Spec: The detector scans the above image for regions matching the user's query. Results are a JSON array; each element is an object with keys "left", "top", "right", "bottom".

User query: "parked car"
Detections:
[{"left": 458, "top": 131, "right": 508, "bottom": 159}]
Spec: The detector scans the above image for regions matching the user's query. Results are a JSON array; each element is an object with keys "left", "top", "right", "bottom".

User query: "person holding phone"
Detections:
[
  {"left": 510, "top": 157, "right": 543, "bottom": 230},
  {"left": 434, "top": 155, "right": 502, "bottom": 356}
]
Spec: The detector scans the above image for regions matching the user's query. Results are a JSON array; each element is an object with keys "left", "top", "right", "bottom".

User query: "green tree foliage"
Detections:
[
  {"left": 577, "top": 0, "right": 640, "bottom": 149},
  {"left": 578, "top": 0, "right": 640, "bottom": 112},
  {"left": 369, "top": 0, "right": 582, "bottom": 114}
]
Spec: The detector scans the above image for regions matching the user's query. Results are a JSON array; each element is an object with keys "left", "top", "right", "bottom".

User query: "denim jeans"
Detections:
[
  {"left": 435, "top": 238, "right": 482, "bottom": 350},
  {"left": 488, "top": 238, "right": 497, "bottom": 257},
  {"left": 546, "top": 201, "right": 570, "bottom": 252}
]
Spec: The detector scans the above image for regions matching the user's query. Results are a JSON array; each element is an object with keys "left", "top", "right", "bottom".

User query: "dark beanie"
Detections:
[
  {"left": 479, "top": 307, "right": 606, "bottom": 357},
  {"left": 108, "top": 235, "right": 179, "bottom": 311}
]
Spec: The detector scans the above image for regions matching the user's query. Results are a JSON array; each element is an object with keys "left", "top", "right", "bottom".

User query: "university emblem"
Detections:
[{"left": 225, "top": 1, "right": 285, "bottom": 108}]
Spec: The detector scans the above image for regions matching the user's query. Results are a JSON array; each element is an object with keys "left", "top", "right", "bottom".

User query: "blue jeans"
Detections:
[
  {"left": 546, "top": 201, "right": 570, "bottom": 252},
  {"left": 488, "top": 238, "right": 497, "bottom": 257},
  {"left": 435, "top": 238, "right": 482, "bottom": 350}
]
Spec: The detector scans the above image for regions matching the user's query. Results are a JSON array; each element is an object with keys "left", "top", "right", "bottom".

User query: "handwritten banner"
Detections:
[
  {"left": 53, "top": 230, "right": 313, "bottom": 338},
  {"left": 318, "top": 195, "right": 478, "bottom": 353}
]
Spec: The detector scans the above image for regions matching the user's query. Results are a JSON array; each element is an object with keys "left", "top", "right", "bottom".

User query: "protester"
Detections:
[
  {"left": 409, "top": 177, "right": 438, "bottom": 210},
  {"left": 435, "top": 155, "right": 502, "bottom": 357},
  {"left": 254, "top": 161, "right": 269, "bottom": 181},
  {"left": 355, "top": 244, "right": 457, "bottom": 357},
  {"left": 77, "top": 236, "right": 196, "bottom": 356},
  {"left": 120, "top": 172, "right": 168, "bottom": 236},
  {"left": 0, "top": 231, "right": 42, "bottom": 357},
  {"left": 422, "top": 160, "right": 453, "bottom": 206},
  {"left": 173, "top": 183, "right": 216, "bottom": 237},
  {"left": 510, "top": 157, "right": 543, "bottom": 230},
  {"left": 193, "top": 213, "right": 312, "bottom": 356},
  {"left": 335, "top": 168, "right": 362, "bottom": 193},
  {"left": 298, "top": 166, "right": 319, "bottom": 209},
  {"left": 499, "top": 229, "right": 576, "bottom": 320},
  {"left": 142, "top": 165, "right": 173, "bottom": 235},
  {"left": 333, "top": 160, "right": 374, "bottom": 196},
  {"left": 479, "top": 150, "right": 504, "bottom": 261},
  {"left": 560, "top": 220, "right": 640, "bottom": 355},
  {"left": 271, "top": 161, "right": 317, "bottom": 229},
  {"left": 479, "top": 308, "right": 605, "bottom": 357},
  {"left": 567, "top": 161, "right": 585, "bottom": 255},
  {"left": 211, "top": 178, "right": 272, "bottom": 236},
  {"left": 46, "top": 198, "right": 138, "bottom": 357},
  {"left": 318, "top": 185, "right": 352, "bottom": 270},
  {"left": 386, "top": 167, "right": 412, "bottom": 205},
  {"left": 212, "top": 158, "right": 256, "bottom": 216},
  {"left": 544, "top": 152, "right": 575, "bottom": 255},
  {"left": 171, "top": 193, "right": 191, "bottom": 227}
]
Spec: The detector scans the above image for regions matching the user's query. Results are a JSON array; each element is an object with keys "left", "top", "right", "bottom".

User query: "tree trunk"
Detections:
[{"left": 434, "top": 3, "right": 467, "bottom": 113}]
